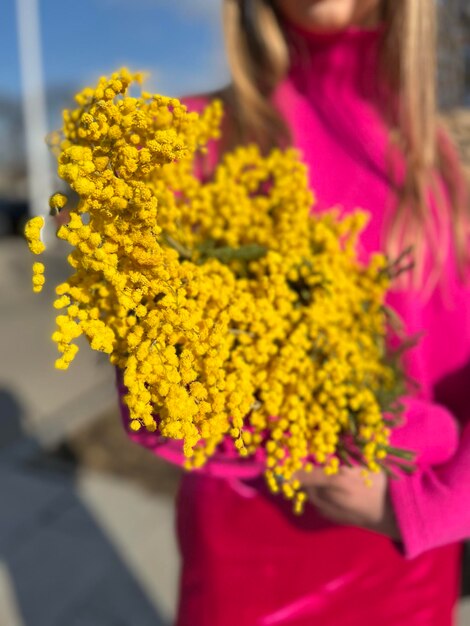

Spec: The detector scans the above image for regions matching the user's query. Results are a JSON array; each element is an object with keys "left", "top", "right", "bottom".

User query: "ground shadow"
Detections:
[{"left": 0, "top": 387, "right": 170, "bottom": 626}]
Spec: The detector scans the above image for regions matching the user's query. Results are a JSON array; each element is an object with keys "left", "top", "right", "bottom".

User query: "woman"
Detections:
[{"left": 118, "top": 1, "right": 470, "bottom": 623}]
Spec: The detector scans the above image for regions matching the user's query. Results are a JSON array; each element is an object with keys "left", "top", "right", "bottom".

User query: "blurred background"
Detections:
[{"left": 0, "top": 1, "right": 469, "bottom": 625}]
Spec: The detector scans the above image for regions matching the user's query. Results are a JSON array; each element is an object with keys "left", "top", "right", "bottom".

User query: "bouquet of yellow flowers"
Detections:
[{"left": 25, "top": 69, "right": 413, "bottom": 513}]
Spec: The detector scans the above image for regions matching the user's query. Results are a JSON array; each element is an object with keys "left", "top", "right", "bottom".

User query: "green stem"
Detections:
[
  {"left": 161, "top": 233, "right": 192, "bottom": 259},
  {"left": 382, "top": 463, "right": 401, "bottom": 481},
  {"left": 387, "top": 460, "right": 415, "bottom": 475},
  {"left": 383, "top": 445, "right": 416, "bottom": 462},
  {"left": 337, "top": 448, "right": 354, "bottom": 468}
]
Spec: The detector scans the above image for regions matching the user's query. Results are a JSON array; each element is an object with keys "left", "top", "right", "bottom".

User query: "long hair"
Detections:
[{"left": 220, "top": 0, "right": 469, "bottom": 287}]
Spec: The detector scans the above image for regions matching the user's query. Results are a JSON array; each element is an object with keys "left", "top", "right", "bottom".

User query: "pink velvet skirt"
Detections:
[{"left": 175, "top": 473, "right": 461, "bottom": 626}]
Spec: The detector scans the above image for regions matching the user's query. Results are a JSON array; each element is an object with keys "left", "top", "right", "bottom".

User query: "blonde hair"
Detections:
[{"left": 220, "top": 0, "right": 469, "bottom": 287}]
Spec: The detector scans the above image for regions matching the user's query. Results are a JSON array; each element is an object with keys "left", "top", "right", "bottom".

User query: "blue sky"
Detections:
[{"left": 1, "top": 0, "right": 228, "bottom": 118}]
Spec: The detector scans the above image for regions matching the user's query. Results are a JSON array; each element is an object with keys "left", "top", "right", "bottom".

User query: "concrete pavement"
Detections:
[
  {"left": 0, "top": 442, "right": 179, "bottom": 626},
  {"left": 0, "top": 237, "right": 116, "bottom": 447}
]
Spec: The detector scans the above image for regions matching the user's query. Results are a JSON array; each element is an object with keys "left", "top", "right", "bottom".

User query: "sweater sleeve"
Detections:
[
  {"left": 389, "top": 358, "right": 470, "bottom": 558},
  {"left": 390, "top": 422, "right": 470, "bottom": 559}
]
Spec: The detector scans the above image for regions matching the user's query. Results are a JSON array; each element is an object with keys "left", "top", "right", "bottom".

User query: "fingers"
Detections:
[
  {"left": 307, "top": 486, "right": 354, "bottom": 525},
  {"left": 307, "top": 483, "right": 354, "bottom": 512},
  {"left": 295, "top": 467, "right": 339, "bottom": 487},
  {"left": 295, "top": 465, "right": 359, "bottom": 488}
]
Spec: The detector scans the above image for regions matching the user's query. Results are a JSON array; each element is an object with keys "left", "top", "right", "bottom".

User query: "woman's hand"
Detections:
[{"left": 297, "top": 466, "right": 401, "bottom": 539}]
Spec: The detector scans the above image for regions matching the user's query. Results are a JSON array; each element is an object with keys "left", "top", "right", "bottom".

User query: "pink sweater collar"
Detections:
[{"left": 284, "top": 23, "right": 387, "bottom": 103}]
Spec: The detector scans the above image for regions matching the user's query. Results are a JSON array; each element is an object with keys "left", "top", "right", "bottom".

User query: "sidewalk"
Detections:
[
  {"left": 0, "top": 439, "right": 180, "bottom": 626},
  {"left": 0, "top": 237, "right": 116, "bottom": 447}
]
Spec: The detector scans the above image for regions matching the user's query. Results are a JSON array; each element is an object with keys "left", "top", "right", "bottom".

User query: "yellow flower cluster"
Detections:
[
  {"left": 32, "top": 262, "right": 45, "bottom": 293},
  {"left": 26, "top": 69, "right": 409, "bottom": 512},
  {"left": 24, "top": 216, "right": 46, "bottom": 292},
  {"left": 25, "top": 216, "right": 45, "bottom": 254}
]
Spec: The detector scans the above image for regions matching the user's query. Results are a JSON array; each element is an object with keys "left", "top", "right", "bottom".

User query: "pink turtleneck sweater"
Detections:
[{"left": 117, "top": 26, "right": 470, "bottom": 559}]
